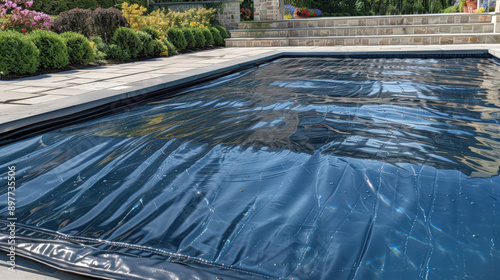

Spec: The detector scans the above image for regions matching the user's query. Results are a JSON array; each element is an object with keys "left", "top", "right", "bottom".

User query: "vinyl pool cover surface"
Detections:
[{"left": 1, "top": 58, "right": 500, "bottom": 279}]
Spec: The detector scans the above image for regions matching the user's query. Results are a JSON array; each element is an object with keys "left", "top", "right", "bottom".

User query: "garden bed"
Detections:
[
  {"left": 1, "top": 2, "right": 229, "bottom": 79},
  {"left": 0, "top": 45, "right": 224, "bottom": 80}
]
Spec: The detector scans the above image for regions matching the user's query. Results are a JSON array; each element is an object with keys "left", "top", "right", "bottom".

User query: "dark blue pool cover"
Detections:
[{"left": 1, "top": 57, "right": 500, "bottom": 279}]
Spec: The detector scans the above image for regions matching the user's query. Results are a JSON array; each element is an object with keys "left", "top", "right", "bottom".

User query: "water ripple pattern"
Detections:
[{"left": 1, "top": 58, "right": 500, "bottom": 279}]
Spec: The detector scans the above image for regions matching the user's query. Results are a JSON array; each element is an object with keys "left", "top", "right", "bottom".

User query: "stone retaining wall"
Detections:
[
  {"left": 231, "top": 23, "right": 494, "bottom": 38},
  {"left": 226, "top": 34, "right": 500, "bottom": 47},
  {"left": 239, "top": 13, "right": 493, "bottom": 29},
  {"left": 217, "top": 0, "right": 240, "bottom": 30},
  {"left": 254, "top": 0, "right": 281, "bottom": 21}
]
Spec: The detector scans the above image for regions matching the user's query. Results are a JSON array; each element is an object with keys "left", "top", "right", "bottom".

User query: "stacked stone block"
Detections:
[
  {"left": 216, "top": 0, "right": 241, "bottom": 30},
  {"left": 254, "top": 0, "right": 281, "bottom": 21},
  {"left": 227, "top": 13, "right": 500, "bottom": 47}
]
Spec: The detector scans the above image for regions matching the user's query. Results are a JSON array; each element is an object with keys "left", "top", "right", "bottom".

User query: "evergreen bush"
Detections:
[
  {"left": 136, "top": 30, "right": 155, "bottom": 57},
  {"left": 90, "top": 36, "right": 108, "bottom": 60},
  {"left": 201, "top": 28, "right": 214, "bottom": 46},
  {"left": 166, "top": 28, "right": 187, "bottom": 50},
  {"left": 214, "top": 25, "right": 229, "bottom": 39},
  {"left": 112, "top": 27, "right": 142, "bottom": 58},
  {"left": 209, "top": 27, "right": 223, "bottom": 46},
  {"left": 181, "top": 28, "right": 196, "bottom": 49},
  {"left": 107, "top": 44, "right": 130, "bottom": 61},
  {"left": 161, "top": 38, "right": 178, "bottom": 56},
  {"left": 192, "top": 28, "right": 206, "bottom": 48},
  {"left": 141, "top": 26, "right": 160, "bottom": 40},
  {"left": 0, "top": 31, "right": 39, "bottom": 75},
  {"left": 61, "top": 31, "right": 94, "bottom": 64},
  {"left": 29, "top": 30, "right": 69, "bottom": 69}
]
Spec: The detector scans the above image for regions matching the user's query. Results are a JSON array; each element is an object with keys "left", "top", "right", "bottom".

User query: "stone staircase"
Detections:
[{"left": 225, "top": 13, "right": 500, "bottom": 47}]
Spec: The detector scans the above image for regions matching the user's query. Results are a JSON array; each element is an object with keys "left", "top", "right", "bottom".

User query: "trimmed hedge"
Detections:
[
  {"left": 61, "top": 32, "right": 94, "bottom": 64},
  {"left": 209, "top": 27, "right": 223, "bottom": 46},
  {"left": 141, "top": 26, "right": 160, "bottom": 40},
  {"left": 181, "top": 28, "right": 195, "bottom": 49},
  {"left": 136, "top": 31, "right": 155, "bottom": 57},
  {"left": 166, "top": 28, "right": 187, "bottom": 51},
  {"left": 90, "top": 36, "right": 107, "bottom": 60},
  {"left": 192, "top": 28, "right": 206, "bottom": 48},
  {"left": 214, "top": 25, "right": 229, "bottom": 39},
  {"left": 161, "top": 38, "right": 178, "bottom": 56},
  {"left": 30, "top": 30, "right": 70, "bottom": 69},
  {"left": 112, "top": 27, "right": 142, "bottom": 58},
  {"left": 0, "top": 31, "right": 39, "bottom": 75},
  {"left": 201, "top": 28, "right": 214, "bottom": 46},
  {"left": 107, "top": 44, "right": 130, "bottom": 62},
  {"left": 150, "top": 40, "right": 166, "bottom": 57}
]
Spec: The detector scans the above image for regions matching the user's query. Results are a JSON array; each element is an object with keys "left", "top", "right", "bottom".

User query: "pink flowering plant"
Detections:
[{"left": 0, "top": 0, "right": 53, "bottom": 34}]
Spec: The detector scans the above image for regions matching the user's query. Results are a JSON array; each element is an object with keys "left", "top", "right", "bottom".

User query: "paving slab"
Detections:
[
  {"left": 10, "top": 94, "right": 67, "bottom": 105},
  {"left": 10, "top": 87, "right": 56, "bottom": 93},
  {"left": 0, "top": 92, "right": 41, "bottom": 102}
]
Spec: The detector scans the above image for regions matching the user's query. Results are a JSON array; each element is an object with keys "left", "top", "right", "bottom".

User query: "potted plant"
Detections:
[
  {"left": 463, "top": 0, "right": 477, "bottom": 12},
  {"left": 294, "top": 7, "right": 310, "bottom": 18},
  {"left": 240, "top": 8, "right": 251, "bottom": 21}
]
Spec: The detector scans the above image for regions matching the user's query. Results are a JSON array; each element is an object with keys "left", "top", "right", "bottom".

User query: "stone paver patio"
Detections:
[{"left": 1, "top": 44, "right": 500, "bottom": 135}]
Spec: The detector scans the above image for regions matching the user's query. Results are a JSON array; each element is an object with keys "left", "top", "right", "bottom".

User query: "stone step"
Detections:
[
  {"left": 225, "top": 33, "right": 500, "bottom": 47},
  {"left": 230, "top": 23, "right": 494, "bottom": 38},
  {"left": 238, "top": 13, "right": 493, "bottom": 29}
]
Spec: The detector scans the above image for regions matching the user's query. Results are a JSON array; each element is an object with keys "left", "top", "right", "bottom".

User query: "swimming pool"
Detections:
[{"left": 1, "top": 57, "right": 500, "bottom": 279}]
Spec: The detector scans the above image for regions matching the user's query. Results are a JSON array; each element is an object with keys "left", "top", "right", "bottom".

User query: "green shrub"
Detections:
[
  {"left": 0, "top": 31, "right": 39, "bottom": 75},
  {"left": 201, "top": 28, "right": 214, "bottom": 46},
  {"left": 60, "top": 32, "right": 94, "bottom": 64},
  {"left": 214, "top": 25, "right": 229, "bottom": 39},
  {"left": 182, "top": 28, "right": 196, "bottom": 49},
  {"left": 442, "top": 6, "right": 457, "bottom": 13},
  {"left": 141, "top": 26, "right": 160, "bottom": 40},
  {"left": 90, "top": 36, "right": 107, "bottom": 60},
  {"left": 92, "top": 7, "right": 130, "bottom": 43},
  {"left": 107, "top": 44, "right": 130, "bottom": 61},
  {"left": 209, "top": 27, "right": 223, "bottom": 46},
  {"left": 161, "top": 38, "right": 178, "bottom": 56},
  {"left": 112, "top": 27, "right": 142, "bottom": 58},
  {"left": 91, "top": 36, "right": 104, "bottom": 44},
  {"left": 136, "top": 31, "right": 155, "bottom": 57},
  {"left": 29, "top": 30, "right": 69, "bottom": 69},
  {"left": 150, "top": 40, "right": 166, "bottom": 57},
  {"left": 192, "top": 28, "right": 206, "bottom": 48},
  {"left": 166, "top": 28, "right": 187, "bottom": 51}
]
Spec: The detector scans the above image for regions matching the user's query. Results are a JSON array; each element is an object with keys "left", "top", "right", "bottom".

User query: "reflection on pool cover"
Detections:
[{"left": 1, "top": 58, "right": 500, "bottom": 279}]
